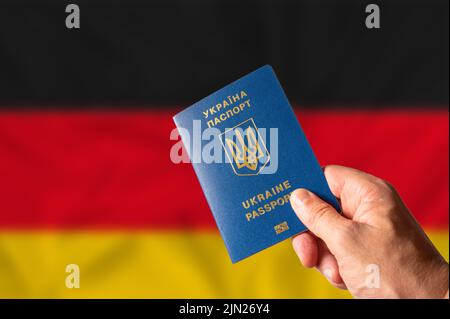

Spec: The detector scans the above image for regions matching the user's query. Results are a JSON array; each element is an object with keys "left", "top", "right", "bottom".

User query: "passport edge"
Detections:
[{"left": 172, "top": 64, "right": 274, "bottom": 120}]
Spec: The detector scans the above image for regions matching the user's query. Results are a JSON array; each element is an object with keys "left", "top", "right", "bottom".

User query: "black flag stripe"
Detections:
[{"left": 0, "top": 0, "right": 448, "bottom": 108}]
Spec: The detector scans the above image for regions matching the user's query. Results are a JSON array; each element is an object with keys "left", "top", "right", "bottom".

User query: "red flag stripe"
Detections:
[{"left": 0, "top": 109, "right": 448, "bottom": 230}]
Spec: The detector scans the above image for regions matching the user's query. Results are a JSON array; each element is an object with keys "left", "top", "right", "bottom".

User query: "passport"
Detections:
[{"left": 173, "top": 65, "right": 340, "bottom": 263}]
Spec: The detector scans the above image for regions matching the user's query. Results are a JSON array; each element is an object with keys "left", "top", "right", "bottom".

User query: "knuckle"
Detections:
[
  {"left": 365, "top": 176, "right": 399, "bottom": 202},
  {"left": 309, "top": 202, "right": 331, "bottom": 229},
  {"left": 379, "top": 179, "right": 395, "bottom": 193},
  {"left": 374, "top": 177, "right": 395, "bottom": 195},
  {"left": 376, "top": 179, "right": 403, "bottom": 210}
]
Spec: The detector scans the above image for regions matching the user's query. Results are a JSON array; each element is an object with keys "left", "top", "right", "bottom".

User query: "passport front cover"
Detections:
[{"left": 173, "top": 65, "right": 340, "bottom": 263}]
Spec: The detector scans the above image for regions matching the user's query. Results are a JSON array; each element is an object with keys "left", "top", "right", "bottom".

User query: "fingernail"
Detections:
[
  {"left": 291, "top": 189, "right": 312, "bottom": 208},
  {"left": 323, "top": 268, "right": 333, "bottom": 282}
]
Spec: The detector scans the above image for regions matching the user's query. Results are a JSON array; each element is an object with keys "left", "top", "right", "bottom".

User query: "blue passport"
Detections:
[{"left": 173, "top": 65, "right": 340, "bottom": 263}]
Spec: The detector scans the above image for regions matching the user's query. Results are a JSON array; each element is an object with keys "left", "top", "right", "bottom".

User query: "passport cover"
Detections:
[{"left": 173, "top": 65, "right": 340, "bottom": 263}]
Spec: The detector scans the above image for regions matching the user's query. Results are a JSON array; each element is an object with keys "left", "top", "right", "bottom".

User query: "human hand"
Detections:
[{"left": 290, "top": 165, "right": 449, "bottom": 298}]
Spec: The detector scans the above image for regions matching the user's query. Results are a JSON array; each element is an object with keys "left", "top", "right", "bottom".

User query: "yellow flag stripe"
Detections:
[{"left": 0, "top": 230, "right": 447, "bottom": 298}]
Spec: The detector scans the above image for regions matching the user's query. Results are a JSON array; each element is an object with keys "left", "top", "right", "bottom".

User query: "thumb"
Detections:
[{"left": 290, "top": 188, "right": 350, "bottom": 248}]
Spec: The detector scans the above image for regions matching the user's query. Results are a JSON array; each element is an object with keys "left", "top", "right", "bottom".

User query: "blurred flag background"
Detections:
[{"left": 0, "top": 0, "right": 448, "bottom": 298}]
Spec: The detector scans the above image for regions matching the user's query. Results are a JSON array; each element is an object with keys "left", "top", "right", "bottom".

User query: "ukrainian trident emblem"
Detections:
[{"left": 219, "top": 118, "right": 270, "bottom": 176}]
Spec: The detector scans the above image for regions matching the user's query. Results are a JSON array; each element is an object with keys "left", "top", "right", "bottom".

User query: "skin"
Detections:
[{"left": 290, "top": 165, "right": 449, "bottom": 298}]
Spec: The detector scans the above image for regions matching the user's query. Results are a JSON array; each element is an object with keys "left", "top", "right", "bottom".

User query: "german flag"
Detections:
[{"left": 0, "top": 0, "right": 448, "bottom": 298}]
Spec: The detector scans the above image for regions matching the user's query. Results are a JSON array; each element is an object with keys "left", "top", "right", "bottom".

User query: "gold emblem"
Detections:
[
  {"left": 274, "top": 221, "right": 289, "bottom": 235},
  {"left": 219, "top": 118, "right": 270, "bottom": 176}
]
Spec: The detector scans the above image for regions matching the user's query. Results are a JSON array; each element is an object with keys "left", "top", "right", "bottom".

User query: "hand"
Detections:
[{"left": 290, "top": 165, "right": 449, "bottom": 298}]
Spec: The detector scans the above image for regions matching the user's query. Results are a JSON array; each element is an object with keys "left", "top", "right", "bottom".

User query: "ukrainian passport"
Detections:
[{"left": 173, "top": 65, "right": 339, "bottom": 263}]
